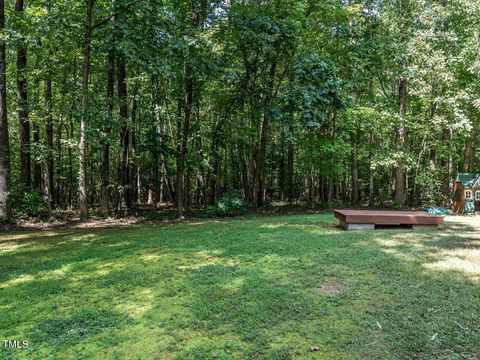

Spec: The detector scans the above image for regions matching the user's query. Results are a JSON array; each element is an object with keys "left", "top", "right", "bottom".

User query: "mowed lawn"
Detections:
[{"left": 0, "top": 214, "right": 479, "bottom": 359}]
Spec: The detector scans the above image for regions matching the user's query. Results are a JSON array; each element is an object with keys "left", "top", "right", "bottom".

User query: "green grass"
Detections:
[{"left": 0, "top": 214, "right": 479, "bottom": 359}]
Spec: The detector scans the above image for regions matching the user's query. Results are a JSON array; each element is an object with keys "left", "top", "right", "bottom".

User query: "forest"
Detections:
[{"left": 0, "top": 0, "right": 479, "bottom": 221}]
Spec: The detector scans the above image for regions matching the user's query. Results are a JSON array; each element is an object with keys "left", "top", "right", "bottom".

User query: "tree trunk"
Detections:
[
  {"left": 351, "top": 134, "right": 359, "bottom": 205},
  {"left": 368, "top": 132, "right": 374, "bottom": 206},
  {"left": 117, "top": 55, "right": 129, "bottom": 212},
  {"left": 131, "top": 93, "right": 139, "bottom": 204},
  {"left": 32, "top": 79, "right": 42, "bottom": 190},
  {"left": 207, "top": 113, "right": 222, "bottom": 205},
  {"left": 101, "top": 49, "right": 114, "bottom": 217},
  {"left": 286, "top": 125, "right": 294, "bottom": 202},
  {"left": 255, "top": 112, "right": 268, "bottom": 207},
  {"left": 394, "top": 77, "right": 406, "bottom": 205},
  {"left": 0, "top": 0, "right": 11, "bottom": 220},
  {"left": 238, "top": 140, "right": 249, "bottom": 203},
  {"left": 16, "top": 0, "right": 30, "bottom": 188},
  {"left": 328, "top": 112, "right": 337, "bottom": 204},
  {"left": 463, "top": 128, "right": 475, "bottom": 172},
  {"left": 194, "top": 104, "right": 205, "bottom": 208},
  {"left": 253, "top": 63, "right": 277, "bottom": 208},
  {"left": 177, "top": 61, "right": 193, "bottom": 218},
  {"left": 44, "top": 74, "right": 54, "bottom": 212},
  {"left": 148, "top": 152, "right": 157, "bottom": 206},
  {"left": 79, "top": 0, "right": 95, "bottom": 220},
  {"left": 149, "top": 76, "right": 159, "bottom": 206},
  {"left": 443, "top": 127, "right": 452, "bottom": 205},
  {"left": 56, "top": 113, "right": 63, "bottom": 208},
  {"left": 279, "top": 126, "right": 286, "bottom": 200}
]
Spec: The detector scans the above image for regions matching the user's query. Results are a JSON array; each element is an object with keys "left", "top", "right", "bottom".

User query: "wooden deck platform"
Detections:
[{"left": 334, "top": 209, "right": 444, "bottom": 230}]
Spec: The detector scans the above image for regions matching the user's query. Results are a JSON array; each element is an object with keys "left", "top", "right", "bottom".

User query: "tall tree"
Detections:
[
  {"left": 176, "top": 2, "right": 200, "bottom": 219},
  {"left": 117, "top": 54, "right": 129, "bottom": 211},
  {"left": 0, "top": 0, "right": 10, "bottom": 220},
  {"left": 101, "top": 47, "right": 114, "bottom": 217},
  {"left": 79, "top": 0, "right": 95, "bottom": 220},
  {"left": 16, "top": 0, "right": 30, "bottom": 188}
]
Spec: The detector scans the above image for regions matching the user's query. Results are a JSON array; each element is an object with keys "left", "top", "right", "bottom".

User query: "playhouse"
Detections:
[{"left": 453, "top": 173, "right": 480, "bottom": 213}]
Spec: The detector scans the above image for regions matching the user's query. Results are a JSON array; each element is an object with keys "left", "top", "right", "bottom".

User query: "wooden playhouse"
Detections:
[{"left": 453, "top": 173, "right": 480, "bottom": 213}]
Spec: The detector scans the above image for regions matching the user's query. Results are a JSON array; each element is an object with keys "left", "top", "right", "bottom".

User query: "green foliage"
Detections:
[
  {"left": 416, "top": 169, "right": 445, "bottom": 207},
  {"left": 283, "top": 53, "right": 344, "bottom": 129},
  {"left": 10, "top": 189, "right": 48, "bottom": 219},
  {"left": 207, "top": 189, "right": 246, "bottom": 217},
  {"left": 3, "top": 0, "right": 480, "bottom": 219}
]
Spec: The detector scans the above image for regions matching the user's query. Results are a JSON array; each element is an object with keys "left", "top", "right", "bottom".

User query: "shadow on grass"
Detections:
[{"left": 0, "top": 216, "right": 479, "bottom": 359}]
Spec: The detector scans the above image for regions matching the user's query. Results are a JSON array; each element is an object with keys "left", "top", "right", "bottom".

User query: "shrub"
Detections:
[
  {"left": 11, "top": 189, "right": 49, "bottom": 219},
  {"left": 416, "top": 169, "right": 444, "bottom": 207},
  {"left": 207, "top": 189, "right": 246, "bottom": 217}
]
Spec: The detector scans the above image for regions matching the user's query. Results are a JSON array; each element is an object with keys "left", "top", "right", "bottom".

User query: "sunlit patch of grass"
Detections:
[
  {"left": 0, "top": 230, "right": 61, "bottom": 242},
  {"left": 425, "top": 248, "right": 480, "bottom": 282},
  {"left": 372, "top": 224, "right": 480, "bottom": 283},
  {"left": 0, "top": 214, "right": 479, "bottom": 359},
  {"left": 444, "top": 214, "right": 480, "bottom": 230},
  {"left": 0, "top": 274, "right": 35, "bottom": 288},
  {"left": 117, "top": 288, "right": 155, "bottom": 318}
]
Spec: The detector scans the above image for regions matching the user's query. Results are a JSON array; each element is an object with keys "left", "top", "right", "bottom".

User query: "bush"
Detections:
[
  {"left": 416, "top": 169, "right": 444, "bottom": 207},
  {"left": 11, "top": 189, "right": 49, "bottom": 219},
  {"left": 207, "top": 189, "right": 246, "bottom": 217}
]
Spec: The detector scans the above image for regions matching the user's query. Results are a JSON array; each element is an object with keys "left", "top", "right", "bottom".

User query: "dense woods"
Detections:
[{"left": 0, "top": 0, "right": 479, "bottom": 220}]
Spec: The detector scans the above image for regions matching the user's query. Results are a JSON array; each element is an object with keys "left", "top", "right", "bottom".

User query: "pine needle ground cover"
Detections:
[{"left": 0, "top": 214, "right": 479, "bottom": 359}]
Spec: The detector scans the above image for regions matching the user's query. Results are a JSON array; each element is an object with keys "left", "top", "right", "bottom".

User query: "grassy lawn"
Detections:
[{"left": 0, "top": 214, "right": 479, "bottom": 359}]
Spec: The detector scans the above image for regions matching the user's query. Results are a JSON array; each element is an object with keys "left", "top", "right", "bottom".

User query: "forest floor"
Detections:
[{"left": 0, "top": 214, "right": 478, "bottom": 359}]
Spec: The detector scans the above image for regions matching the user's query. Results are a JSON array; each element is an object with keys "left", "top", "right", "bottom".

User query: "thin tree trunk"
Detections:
[
  {"left": 56, "top": 113, "right": 63, "bottom": 208},
  {"left": 117, "top": 55, "right": 129, "bottom": 212},
  {"left": 68, "top": 102, "right": 74, "bottom": 209},
  {"left": 16, "top": 0, "right": 30, "bottom": 188},
  {"left": 79, "top": 0, "right": 95, "bottom": 220},
  {"left": 256, "top": 111, "right": 269, "bottom": 207},
  {"left": 328, "top": 111, "right": 337, "bottom": 204},
  {"left": 32, "top": 79, "right": 42, "bottom": 190},
  {"left": 351, "top": 134, "right": 359, "bottom": 205},
  {"left": 368, "top": 132, "right": 374, "bottom": 206},
  {"left": 0, "top": 0, "right": 11, "bottom": 220},
  {"left": 279, "top": 126, "right": 286, "bottom": 200},
  {"left": 101, "top": 49, "right": 114, "bottom": 217},
  {"left": 207, "top": 113, "right": 222, "bottom": 205},
  {"left": 395, "top": 76, "right": 406, "bottom": 205},
  {"left": 131, "top": 92, "right": 138, "bottom": 204},
  {"left": 286, "top": 125, "right": 294, "bottom": 202},
  {"left": 177, "top": 59, "right": 193, "bottom": 218},
  {"left": 194, "top": 102, "right": 204, "bottom": 208},
  {"left": 238, "top": 140, "right": 249, "bottom": 203},
  {"left": 149, "top": 76, "right": 159, "bottom": 206},
  {"left": 463, "top": 128, "right": 475, "bottom": 172},
  {"left": 65, "top": 60, "right": 77, "bottom": 209},
  {"left": 148, "top": 152, "right": 157, "bottom": 206},
  {"left": 44, "top": 74, "right": 54, "bottom": 213},
  {"left": 252, "top": 63, "right": 277, "bottom": 208},
  {"left": 443, "top": 127, "right": 452, "bottom": 205}
]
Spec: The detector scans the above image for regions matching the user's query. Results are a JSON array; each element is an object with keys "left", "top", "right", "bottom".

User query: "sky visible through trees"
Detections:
[{"left": 0, "top": 0, "right": 479, "bottom": 220}]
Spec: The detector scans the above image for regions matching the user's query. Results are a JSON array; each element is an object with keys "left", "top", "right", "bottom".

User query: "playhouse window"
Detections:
[
  {"left": 465, "top": 190, "right": 473, "bottom": 200},
  {"left": 475, "top": 191, "right": 480, "bottom": 201}
]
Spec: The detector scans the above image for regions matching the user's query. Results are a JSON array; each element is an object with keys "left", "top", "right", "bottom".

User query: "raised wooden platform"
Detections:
[{"left": 334, "top": 209, "right": 444, "bottom": 231}]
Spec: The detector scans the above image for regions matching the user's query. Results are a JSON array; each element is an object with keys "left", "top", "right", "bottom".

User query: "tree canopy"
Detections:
[{"left": 0, "top": 0, "right": 479, "bottom": 220}]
